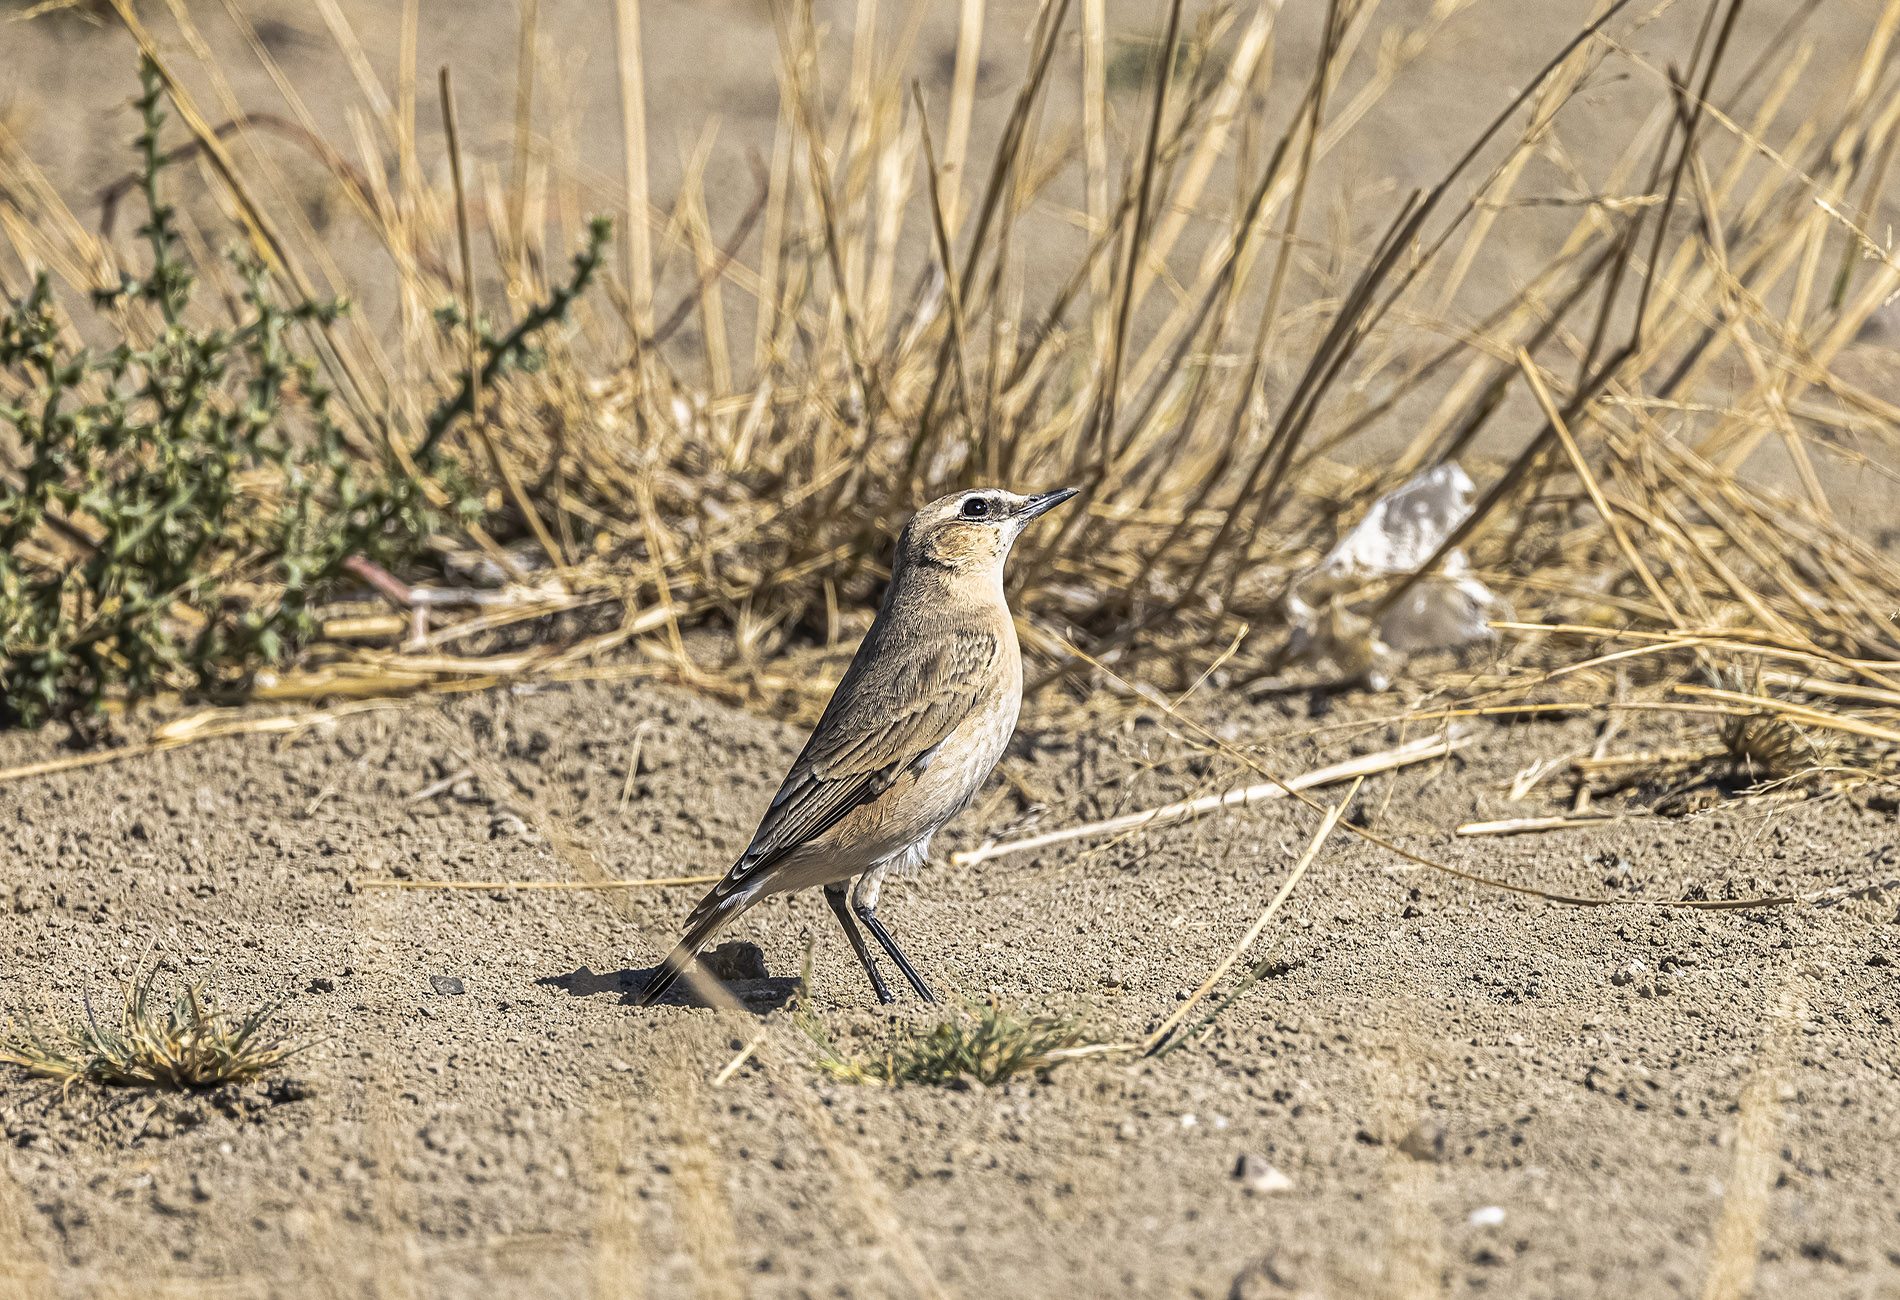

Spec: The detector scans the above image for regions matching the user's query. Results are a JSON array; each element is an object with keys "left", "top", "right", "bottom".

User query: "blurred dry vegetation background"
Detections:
[{"left": 2, "top": 0, "right": 1899, "bottom": 796}]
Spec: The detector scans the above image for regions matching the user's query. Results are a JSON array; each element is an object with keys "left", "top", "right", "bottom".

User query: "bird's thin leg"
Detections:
[
  {"left": 854, "top": 903, "right": 937, "bottom": 1003},
  {"left": 824, "top": 883, "right": 894, "bottom": 1005}
]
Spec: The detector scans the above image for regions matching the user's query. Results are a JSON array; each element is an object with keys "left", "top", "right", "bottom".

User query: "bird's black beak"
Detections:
[{"left": 1017, "top": 487, "right": 1079, "bottom": 521}]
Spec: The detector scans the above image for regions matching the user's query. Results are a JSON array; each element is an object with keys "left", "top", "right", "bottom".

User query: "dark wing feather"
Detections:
[{"left": 720, "top": 626, "right": 999, "bottom": 890}]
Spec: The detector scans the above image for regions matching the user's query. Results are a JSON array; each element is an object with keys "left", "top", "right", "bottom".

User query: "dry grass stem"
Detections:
[
  {"left": 1456, "top": 815, "right": 1626, "bottom": 838},
  {"left": 1143, "top": 780, "right": 1358, "bottom": 1055},
  {"left": 953, "top": 730, "right": 1467, "bottom": 868},
  {"left": 355, "top": 876, "right": 721, "bottom": 892}
]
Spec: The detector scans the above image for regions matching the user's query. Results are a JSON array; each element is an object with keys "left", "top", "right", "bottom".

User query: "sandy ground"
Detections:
[{"left": 0, "top": 672, "right": 1896, "bottom": 1298}]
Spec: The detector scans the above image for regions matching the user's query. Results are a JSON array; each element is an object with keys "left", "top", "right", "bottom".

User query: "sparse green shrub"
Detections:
[
  {"left": 0, "top": 58, "right": 610, "bottom": 729},
  {"left": 0, "top": 60, "right": 424, "bottom": 726}
]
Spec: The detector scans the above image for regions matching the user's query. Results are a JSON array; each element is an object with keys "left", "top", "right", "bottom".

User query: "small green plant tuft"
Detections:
[
  {"left": 1, "top": 960, "right": 307, "bottom": 1092},
  {"left": 800, "top": 998, "right": 1095, "bottom": 1088}
]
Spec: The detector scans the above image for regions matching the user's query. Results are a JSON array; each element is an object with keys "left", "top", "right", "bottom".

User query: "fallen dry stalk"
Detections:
[
  {"left": 1575, "top": 748, "right": 1726, "bottom": 771},
  {"left": 1754, "top": 670, "right": 1900, "bottom": 710},
  {"left": 1674, "top": 685, "right": 1900, "bottom": 746},
  {"left": 1143, "top": 781, "right": 1358, "bottom": 1056},
  {"left": 356, "top": 875, "right": 721, "bottom": 891},
  {"left": 1456, "top": 814, "right": 1626, "bottom": 837},
  {"left": 710, "top": 1029, "right": 769, "bottom": 1087},
  {"left": 951, "top": 730, "right": 1468, "bottom": 867}
]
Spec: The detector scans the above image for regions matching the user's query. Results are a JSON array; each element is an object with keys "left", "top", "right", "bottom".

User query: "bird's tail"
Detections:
[{"left": 635, "top": 882, "right": 754, "bottom": 1007}]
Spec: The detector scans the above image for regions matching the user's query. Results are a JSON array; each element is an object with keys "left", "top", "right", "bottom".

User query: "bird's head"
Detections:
[{"left": 895, "top": 487, "right": 1079, "bottom": 580}]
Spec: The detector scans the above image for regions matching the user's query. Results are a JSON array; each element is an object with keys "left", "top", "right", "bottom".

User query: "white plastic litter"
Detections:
[{"left": 1283, "top": 464, "right": 1511, "bottom": 690}]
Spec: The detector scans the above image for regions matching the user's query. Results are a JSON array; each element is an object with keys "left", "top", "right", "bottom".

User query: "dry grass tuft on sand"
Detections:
[
  {"left": 801, "top": 997, "right": 1103, "bottom": 1088},
  {"left": 1, "top": 959, "right": 306, "bottom": 1093}
]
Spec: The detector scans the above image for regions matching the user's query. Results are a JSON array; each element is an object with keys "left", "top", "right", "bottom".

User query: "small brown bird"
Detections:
[{"left": 636, "top": 486, "right": 1077, "bottom": 1006}]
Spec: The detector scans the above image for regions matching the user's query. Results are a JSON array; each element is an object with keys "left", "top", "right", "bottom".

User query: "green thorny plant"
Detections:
[{"left": 0, "top": 59, "right": 611, "bottom": 728}]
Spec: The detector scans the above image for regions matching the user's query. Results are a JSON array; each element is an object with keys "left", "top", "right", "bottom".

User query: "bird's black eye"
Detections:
[{"left": 958, "top": 496, "right": 992, "bottom": 521}]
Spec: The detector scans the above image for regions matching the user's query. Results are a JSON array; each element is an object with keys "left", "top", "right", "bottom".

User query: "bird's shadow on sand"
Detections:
[{"left": 538, "top": 942, "right": 796, "bottom": 1012}]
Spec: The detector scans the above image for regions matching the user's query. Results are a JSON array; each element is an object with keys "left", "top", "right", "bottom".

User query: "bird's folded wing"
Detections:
[{"left": 726, "top": 628, "right": 999, "bottom": 883}]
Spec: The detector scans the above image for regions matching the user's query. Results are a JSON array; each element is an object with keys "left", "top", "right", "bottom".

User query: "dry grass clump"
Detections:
[
  {"left": 1, "top": 963, "right": 306, "bottom": 1092},
  {"left": 801, "top": 999, "right": 1095, "bottom": 1088},
  {"left": 0, "top": 0, "right": 1896, "bottom": 775}
]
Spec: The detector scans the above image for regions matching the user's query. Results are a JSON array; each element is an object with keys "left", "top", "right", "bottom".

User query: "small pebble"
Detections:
[
  {"left": 489, "top": 813, "right": 532, "bottom": 839},
  {"left": 1233, "top": 1153, "right": 1293, "bottom": 1195},
  {"left": 1398, "top": 1120, "right": 1446, "bottom": 1163},
  {"left": 1469, "top": 1206, "right": 1506, "bottom": 1227},
  {"left": 430, "top": 975, "right": 467, "bottom": 996}
]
